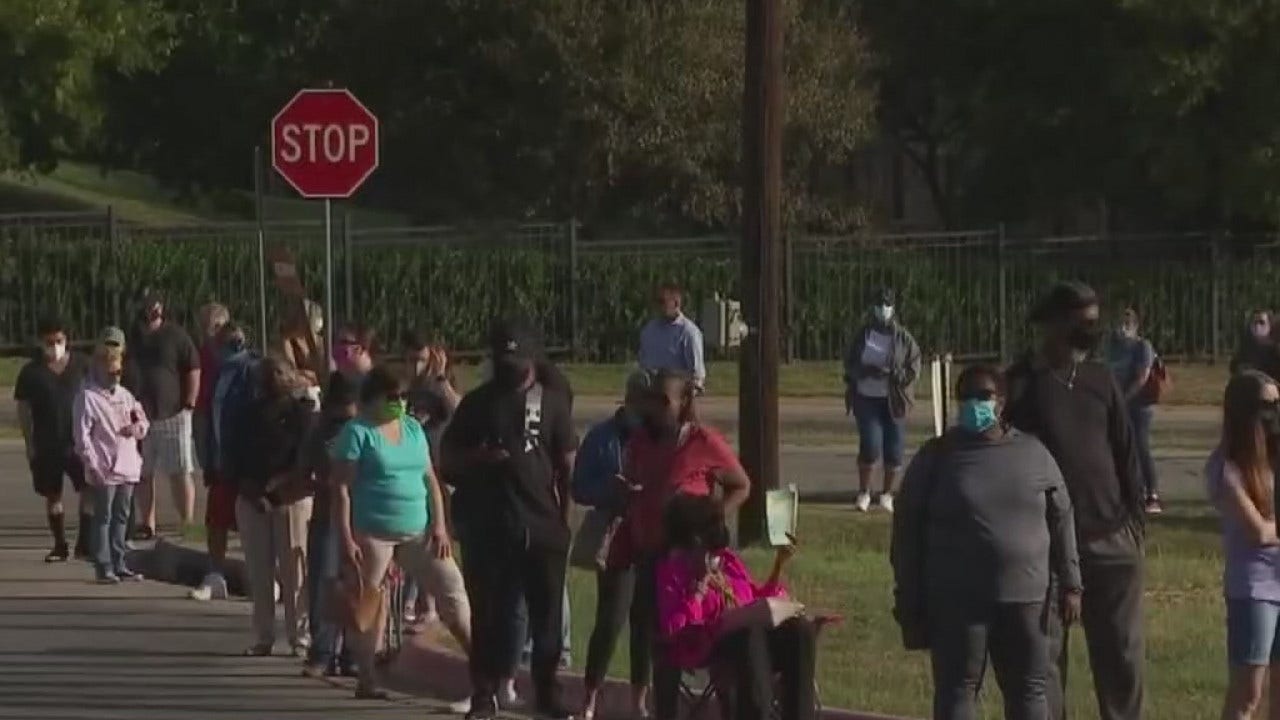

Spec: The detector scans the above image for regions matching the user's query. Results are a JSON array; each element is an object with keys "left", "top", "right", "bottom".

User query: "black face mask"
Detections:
[
  {"left": 493, "top": 356, "right": 531, "bottom": 389},
  {"left": 1066, "top": 321, "right": 1102, "bottom": 352}
]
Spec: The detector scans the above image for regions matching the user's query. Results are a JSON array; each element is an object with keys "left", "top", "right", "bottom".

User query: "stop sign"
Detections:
[{"left": 271, "top": 88, "right": 379, "bottom": 198}]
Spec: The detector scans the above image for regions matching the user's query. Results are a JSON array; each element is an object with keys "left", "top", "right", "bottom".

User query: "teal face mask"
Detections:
[
  {"left": 385, "top": 399, "right": 407, "bottom": 420},
  {"left": 958, "top": 399, "right": 999, "bottom": 434}
]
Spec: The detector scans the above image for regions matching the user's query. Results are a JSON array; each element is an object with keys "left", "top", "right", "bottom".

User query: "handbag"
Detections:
[{"left": 570, "top": 508, "right": 622, "bottom": 570}]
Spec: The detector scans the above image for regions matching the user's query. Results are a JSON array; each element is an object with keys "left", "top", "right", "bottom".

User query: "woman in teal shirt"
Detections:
[{"left": 331, "top": 365, "right": 452, "bottom": 699}]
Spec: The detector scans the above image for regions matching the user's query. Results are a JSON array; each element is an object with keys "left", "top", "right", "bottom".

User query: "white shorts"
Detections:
[{"left": 143, "top": 410, "right": 196, "bottom": 477}]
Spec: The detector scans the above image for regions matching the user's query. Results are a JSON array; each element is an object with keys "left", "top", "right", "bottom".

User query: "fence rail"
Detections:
[{"left": 0, "top": 210, "right": 1273, "bottom": 363}]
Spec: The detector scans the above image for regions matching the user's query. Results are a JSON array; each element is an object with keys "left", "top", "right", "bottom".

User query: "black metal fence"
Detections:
[{"left": 0, "top": 210, "right": 1272, "bottom": 362}]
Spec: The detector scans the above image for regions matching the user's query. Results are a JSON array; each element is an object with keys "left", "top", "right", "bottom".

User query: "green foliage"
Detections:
[{"left": 0, "top": 0, "right": 168, "bottom": 171}]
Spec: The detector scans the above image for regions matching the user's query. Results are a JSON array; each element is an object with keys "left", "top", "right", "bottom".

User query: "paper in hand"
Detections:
[{"left": 765, "top": 485, "right": 799, "bottom": 547}]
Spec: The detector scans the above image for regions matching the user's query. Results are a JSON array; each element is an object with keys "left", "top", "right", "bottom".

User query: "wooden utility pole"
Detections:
[{"left": 737, "top": 0, "right": 783, "bottom": 545}]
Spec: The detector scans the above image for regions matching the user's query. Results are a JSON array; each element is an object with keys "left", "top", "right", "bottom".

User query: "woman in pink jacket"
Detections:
[
  {"left": 655, "top": 494, "right": 813, "bottom": 720},
  {"left": 73, "top": 338, "right": 149, "bottom": 584}
]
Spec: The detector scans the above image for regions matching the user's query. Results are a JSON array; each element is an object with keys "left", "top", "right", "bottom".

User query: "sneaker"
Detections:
[
  {"left": 466, "top": 695, "right": 499, "bottom": 720},
  {"left": 1145, "top": 496, "right": 1164, "bottom": 516},
  {"left": 301, "top": 663, "right": 327, "bottom": 679},
  {"left": 97, "top": 572, "right": 121, "bottom": 585},
  {"left": 45, "top": 543, "right": 70, "bottom": 563},
  {"left": 854, "top": 492, "right": 872, "bottom": 512},
  {"left": 115, "top": 567, "right": 144, "bottom": 582},
  {"left": 130, "top": 526, "right": 155, "bottom": 542},
  {"left": 534, "top": 703, "right": 576, "bottom": 720},
  {"left": 500, "top": 683, "right": 522, "bottom": 709},
  {"left": 448, "top": 697, "right": 474, "bottom": 714},
  {"left": 189, "top": 584, "right": 213, "bottom": 601},
  {"left": 878, "top": 492, "right": 895, "bottom": 514}
]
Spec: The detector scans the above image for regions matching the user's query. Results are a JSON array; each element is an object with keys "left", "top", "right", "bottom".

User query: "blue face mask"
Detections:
[{"left": 958, "top": 399, "right": 999, "bottom": 434}]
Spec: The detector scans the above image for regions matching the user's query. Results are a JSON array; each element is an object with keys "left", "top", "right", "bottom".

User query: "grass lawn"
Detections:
[{"left": 564, "top": 502, "right": 1226, "bottom": 719}]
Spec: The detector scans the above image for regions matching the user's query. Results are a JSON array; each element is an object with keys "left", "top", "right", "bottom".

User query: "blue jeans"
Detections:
[
  {"left": 851, "top": 393, "right": 905, "bottom": 468},
  {"left": 306, "top": 518, "right": 352, "bottom": 669},
  {"left": 92, "top": 483, "right": 134, "bottom": 575},
  {"left": 1129, "top": 404, "right": 1158, "bottom": 497},
  {"left": 1227, "top": 599, "right": 1280, "bottom": 666},
  {"left": 511, "top": 584, "right": 572, "bottom": 670}
]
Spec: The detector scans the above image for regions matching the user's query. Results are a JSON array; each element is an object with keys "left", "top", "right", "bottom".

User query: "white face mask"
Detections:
[
  {"left": 873, "top": 305, "right": 895, "bottom": 323},
  {"left": 44, "top": 342, "right": 67, "bottom": 362},
  {"left": 310, "top": 317, "right": 324, "bottom": 336}
]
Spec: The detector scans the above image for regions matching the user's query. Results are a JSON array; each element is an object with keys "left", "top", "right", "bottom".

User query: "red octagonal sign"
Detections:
[{"left": 271, "top": 88, "right": 379, "bottom": 199}]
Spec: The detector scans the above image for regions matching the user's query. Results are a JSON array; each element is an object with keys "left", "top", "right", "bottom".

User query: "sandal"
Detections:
[{"left": 243, "top": 644, "right": 273, "bottom": 657}]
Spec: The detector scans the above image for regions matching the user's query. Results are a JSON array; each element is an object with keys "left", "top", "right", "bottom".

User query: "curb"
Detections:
[{"left": 389, "top": 630, "right": 916, "bottom": 720}]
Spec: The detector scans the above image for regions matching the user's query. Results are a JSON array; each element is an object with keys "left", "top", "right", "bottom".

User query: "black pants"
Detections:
[
  {"left": 714, "top": 617, "right": 817, "bottom": 720},
  {"left": 584, "top": 564, "right": 652, "bottom": 687},
  {"left": 463, "top": 538, "right": 567, "bottom": 709},
  {"left": 633, "top": 557, "right": 683, "bottom": 720},
  {"left": 1046, "top": 527, "right": 1145, "bottom": 720},
  {"left": 929, "top": 601, "right": 1048, "bottom": 720}
]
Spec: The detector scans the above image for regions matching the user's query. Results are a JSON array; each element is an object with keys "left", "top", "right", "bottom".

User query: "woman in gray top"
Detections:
[{"left": 892, "top": 364, "right": 1082, "bottom": 720}]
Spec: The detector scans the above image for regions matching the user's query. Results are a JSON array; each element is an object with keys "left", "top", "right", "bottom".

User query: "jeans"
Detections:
[
  {"left": 929, "top": 601, "right": 1048, "bottom": 720},
  {"left": 1128, "top": 404, "right": 1158, "bottom": 497},
  {"left": 306, "top": 518, "right": 351, "bottom": 669},
  {"left": 850, "top": 393, "right": 905, "bottom": 468},
  {"left": 1226, "top": 598, "right": 1280, "bottom": 666},
  {"left": 513, "top": 584, "right": 572, "bottom": 669},
  {"left": 714, "top": 617, "right": 817, "bottom": 720},
  {"left": 92, "top": 483, "right": 135, "bottom": 575}
]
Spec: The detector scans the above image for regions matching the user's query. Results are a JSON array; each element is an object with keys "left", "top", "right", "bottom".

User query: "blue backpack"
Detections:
[{"left": 213, "top": 351, "right": 261, "bottom": 478}]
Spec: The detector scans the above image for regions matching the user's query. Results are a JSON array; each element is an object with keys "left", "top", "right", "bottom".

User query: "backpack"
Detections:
[
  {"left": 214, "top": 351, "right": 262, "bottom": 477},
  {"left": 1139, "top": 355, "right": 1172, "bottom": 405}
]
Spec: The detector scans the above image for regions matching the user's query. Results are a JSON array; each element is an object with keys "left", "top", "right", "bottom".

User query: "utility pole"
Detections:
[{"left": 738, "top": 0, "right": 783, "bottom": 545}]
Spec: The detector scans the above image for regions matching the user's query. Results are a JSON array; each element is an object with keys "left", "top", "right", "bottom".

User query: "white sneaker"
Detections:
[
  {"left": 448, "top": 697, "right": 473, "bottom": 714},
  {"left": 854, "top": 491, "right": 872, "bottom": 512},
  {"left": 190, "top": 572, "right": 229, "bottom": 601},
  {"left": 189, "top": 584, "right": 213, "bottom": 601},
  {"left": 878, "top": 493, "right": 895, "bottom": 514},
  {"left": 500, "top": 683, "right": 522, "bottom": 709}
]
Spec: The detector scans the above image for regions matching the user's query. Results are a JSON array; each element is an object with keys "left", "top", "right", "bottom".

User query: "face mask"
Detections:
[
  {"left": 1067, "top": 322, "right": 1102, "bottom": 352},
  {"left": 1254, "top": 322, "right": 1272, "bottom": 341},
  {"left": 310, "top": 317, "right": 324, "bottom": 336},
  {"left": 958, "top": 399, "right": 999, "bottom": 434},
  {"left": 493, "top": 357, "right": 531, "bottom": 389},
  {"left": 1118, "top": 324, "right": 1138, "bottom": 339},
  {"left": 43, "top": 342, "right": 67, "bottom": 362},
  {"left": 384, "top": 399, "right": 407, "bottom": 421},
  {"left": 873, "top": 305, "right": 894, "bottom": 324}
]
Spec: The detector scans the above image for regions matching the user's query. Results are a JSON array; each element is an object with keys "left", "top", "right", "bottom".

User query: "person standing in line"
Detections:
[
  {"left": 73, "top": 338, "right": 149, "bottom": 584},
  {"left": 15, "top": 316, "right": 92, "bottom": 562},
  {"left": 842, "top": 288, "right": 922, "bottom": 514},
  {"left": 191, "top": 304, "right": 232, "bottom": 600},
  {"left": 638, "top": 283, "right": 706, "bottom": 393},
  {"left": 1106, "top": 306, "right": 1163, "bottom": 515},
  {"left": 442, "top": 318, "right": 578, "bottom": 720},
  {"left": 619, "top": 368, "right": 752, "bottom": 720},
  {"left": 331, "top": 324, "right": 377, "bottom": 399},
  {"left": 279, "top": 298, "right": 327, "bottom": 393},
  {"left": 1208, "top": 371, "right": 1280, "bottom": 720},
  {"left": 576, "top": 371, "right": 652, "bottom": 720},
  {"left": 299, "top": 376, "right": 358, "bottom": 678},
  {"left": 1231, "top": 310, "right": 1280, "bottom": 380},
  {"left": 892, "top": 364, "right": 1082, "bottom": 720},
  {"left": 330, "top": 365, "right": 454, "bottom": 700},
  {"left": 234, "top": 356, "right": 315, "bottom": 658},
  {"left": 1004, "top": 281, "right": 1146, "bottom": 720},
  {"left": 126, "top": 291, "right": 200, "bottom": 538}
]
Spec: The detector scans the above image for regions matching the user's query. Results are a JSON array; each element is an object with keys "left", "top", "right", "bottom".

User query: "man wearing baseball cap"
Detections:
[{"left": 443, "top": 317, "right": 578, "bottom": 720}]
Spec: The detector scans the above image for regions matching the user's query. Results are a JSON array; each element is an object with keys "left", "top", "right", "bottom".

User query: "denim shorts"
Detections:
[
  {"left": 1227, "top": 598, "right": 1280, "bottom": 666},
  {"left": 849, "top": 392, "right": 906, "bottom": 467}
]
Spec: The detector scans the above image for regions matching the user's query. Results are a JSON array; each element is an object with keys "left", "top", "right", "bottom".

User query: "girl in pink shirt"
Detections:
[
  {"left": 73, "top": 343, "right": 149, "bottom": 584},
  {"left": 655, "top": 495, "right": 814, "bottom": 720}
]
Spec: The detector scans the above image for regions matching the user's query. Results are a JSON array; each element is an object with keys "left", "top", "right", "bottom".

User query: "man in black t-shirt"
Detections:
[
  {"left": 442, "top": 318, "right": 577, "bottom": 720},
  {"left": 123, "top": 291, "right": 200, "bottom": 537},
  {"left": 1004, "top": 282, "right": 1146, "bottom": 720},
  {"left": 14, "top": 317, "right": 90, "bottom": 562}
]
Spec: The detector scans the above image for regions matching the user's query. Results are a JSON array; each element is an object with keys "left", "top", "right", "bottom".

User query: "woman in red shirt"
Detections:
[{"left": 616, "top": 368, "right": 750, "bottom": 720}]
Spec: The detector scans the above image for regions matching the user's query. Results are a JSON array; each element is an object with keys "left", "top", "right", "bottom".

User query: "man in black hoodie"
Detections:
[
  {"left": 1004, "top": 281, "right": 1146, "bottom": 720},
  {"left": 443, "top": 318, "right": 577, "bottom": 720}
]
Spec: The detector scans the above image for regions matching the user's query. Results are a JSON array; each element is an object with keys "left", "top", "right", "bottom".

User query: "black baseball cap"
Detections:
[
  {"left": 488, "top": 317, "right": 544, "bottom": 361},
  {"left": 1030, "top": 281, "right": 1099, "bottom": 324}
]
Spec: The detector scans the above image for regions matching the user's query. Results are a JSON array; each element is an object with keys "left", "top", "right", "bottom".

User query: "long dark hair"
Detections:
[
  {"left": 663, "top": 494, "right": 730, "bottom": 552},
  {"left": 1223, "top": 371, "right": 1275, "bottom": 520}
]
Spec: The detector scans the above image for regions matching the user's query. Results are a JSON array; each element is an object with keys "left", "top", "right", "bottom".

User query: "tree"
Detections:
[{"left": 0, "top": 0, "right": 167, "bottom": 171}]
